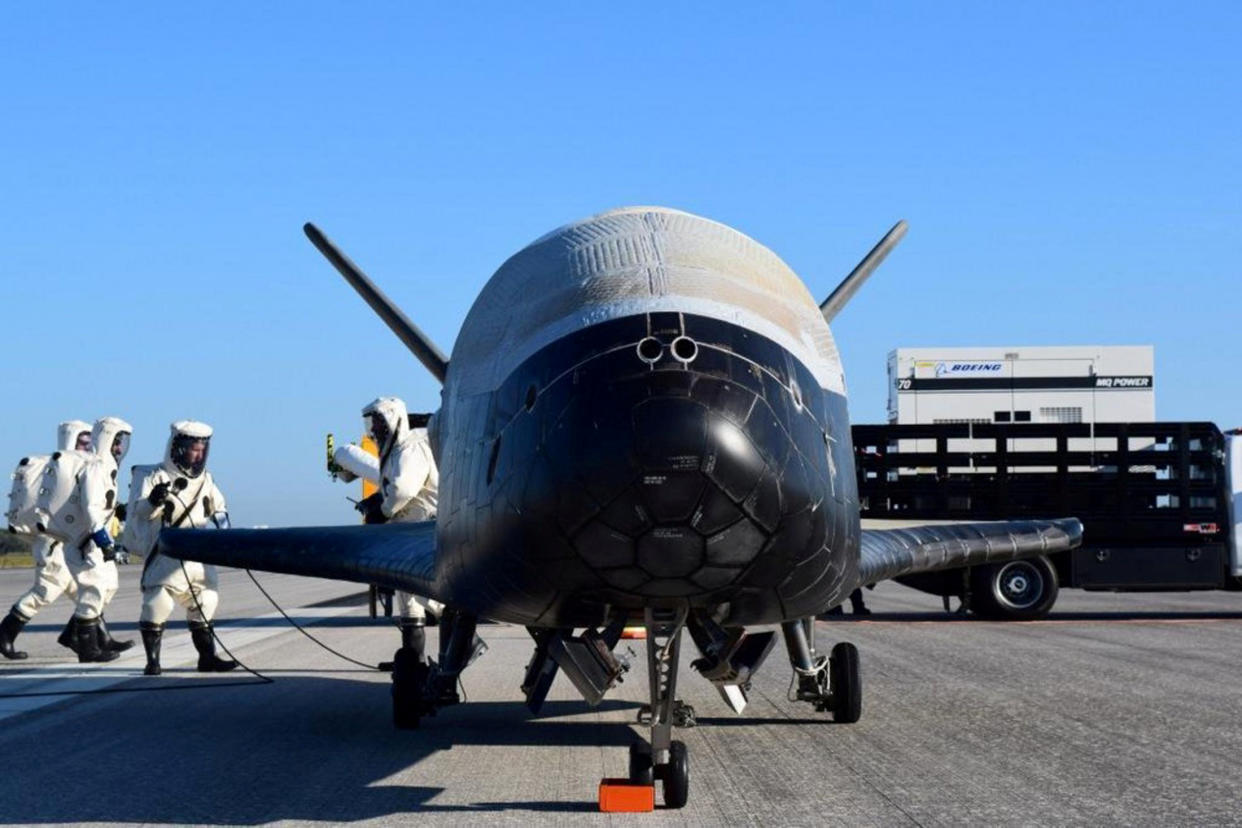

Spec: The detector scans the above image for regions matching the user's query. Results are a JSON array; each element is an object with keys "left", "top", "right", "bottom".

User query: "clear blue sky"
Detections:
[{"left": 2, "top": 4, "right": 1238, "bottom": 527}]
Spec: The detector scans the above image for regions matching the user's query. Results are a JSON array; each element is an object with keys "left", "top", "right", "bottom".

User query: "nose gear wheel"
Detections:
[{"left": 621, "top": 608, "right": 693, "bottom": 808}]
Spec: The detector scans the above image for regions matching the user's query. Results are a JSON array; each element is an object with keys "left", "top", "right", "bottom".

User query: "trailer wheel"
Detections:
[{"left": 971, "top": 556, "right": 1058, "bottom": 620}]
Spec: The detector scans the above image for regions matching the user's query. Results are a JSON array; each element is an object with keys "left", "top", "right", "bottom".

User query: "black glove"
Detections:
[
  {"left": 89, "top": 529, "right": 115, "bottom": 561},
  {"left": 148, "top": 482, "right": 171, "bottom": 507},
  {"left": 356, "top": 492, "right": 386, "bottom": 525}
]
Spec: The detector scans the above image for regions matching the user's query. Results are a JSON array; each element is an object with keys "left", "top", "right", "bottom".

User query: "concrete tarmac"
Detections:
[{"left": 1, "top": 564, "right": 1241, "bottom": 825}]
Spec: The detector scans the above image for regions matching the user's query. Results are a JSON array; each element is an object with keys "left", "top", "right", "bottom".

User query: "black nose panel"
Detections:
[{"left": 476, "top": 312, "right": 858, "bottom": 626}]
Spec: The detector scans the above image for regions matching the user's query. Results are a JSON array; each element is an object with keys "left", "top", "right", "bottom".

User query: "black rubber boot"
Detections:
[
  {"left": 57, "top": 617, "right": 80, "bottom": 654},
  {"left": 97, "top": 615, "right": 135, "bottom": 653},
  {"left": 0, "top": 610, "right": 29, "bottom": 660},
  {"left": 140, "top": 622, "right": 163, "bottom": 676},
  {"left": 189, "top": 622, "right": 237, "bottom": 672},
  {"left": 75, "top": 617, "right": 120, "bottom": 663},
  {"left": 849, "top": 588, "right": 871, "bottom": 616}
]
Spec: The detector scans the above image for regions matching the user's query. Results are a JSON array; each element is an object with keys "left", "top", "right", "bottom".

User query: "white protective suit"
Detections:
[
  {"left": 65, "top": 416, "right": 132, "bottom": 621},
  {"left": 127, "top": 421, "right": 229, "bottom": 626},
  {"left": 10, "top": 420, "right": 90, "bottom": 620},
  {"left": 331, "top": 442, "right": 379, "bottom": 483},
  {"left": 360, "top": 396, "right": 440, "bottom": 622}
]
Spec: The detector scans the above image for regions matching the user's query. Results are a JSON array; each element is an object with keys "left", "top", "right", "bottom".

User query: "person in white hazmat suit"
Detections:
[
  {"left": 124, "top": 421, "right": 236, "bottom": 675},
  {"left": 348, "top": 397, "right": 442, "bottom": 664},
  {"left": 62, "top": 416, "right": 137, "bottom": 663},
  {"left": 0, "top": 420, "right": 91, "bottom": 660}
]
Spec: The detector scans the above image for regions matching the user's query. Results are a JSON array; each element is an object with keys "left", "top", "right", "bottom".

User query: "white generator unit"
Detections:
[{"left": 888, "top": 345, "right": 1154, "bottom": 426}]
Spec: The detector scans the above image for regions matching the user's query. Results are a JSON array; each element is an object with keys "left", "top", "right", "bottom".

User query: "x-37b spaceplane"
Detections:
[{"left": 164, "top": 207, "right": 1081, "bottom": 809}]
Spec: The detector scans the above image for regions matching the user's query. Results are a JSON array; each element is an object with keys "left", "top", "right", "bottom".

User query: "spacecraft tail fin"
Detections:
[
  {"left": 820, "top": 220, "right": 908, "bottom": 324},
  {"left": 304, "top": 222, "right": 450, "bottom": 384}
]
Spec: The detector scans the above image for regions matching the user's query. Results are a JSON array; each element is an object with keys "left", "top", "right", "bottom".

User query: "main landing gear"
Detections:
[
  {"left": 391, "top": 608, "right": 487, "bottom": 729},
  {"left": 781, "top": 616, "right": 861, "bottom": 723},
  {"left": 625, "top": 608, "right": 694, "bottom": 809}
]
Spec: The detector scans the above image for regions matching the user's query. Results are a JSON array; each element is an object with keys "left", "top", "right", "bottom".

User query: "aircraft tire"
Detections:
[
  {"left": 628, "top": 742, "right": 654, "bottom": 785},
  {"left": 393, "top": 701, "right": 420, "bottom": 729},
  {"left": 662, "top": 741, "right": 690, "bottom": 809},
  {"left": 830, "top": 642, "right": 862, "bottom": 723},
  {"left": 972, "top": 556, "right": 1059, "bottom": 620},
  {"left": 392, "top": 650, "right": 428, "bottom": 730}
]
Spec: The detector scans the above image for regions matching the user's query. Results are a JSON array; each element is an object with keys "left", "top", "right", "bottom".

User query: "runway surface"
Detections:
[{"left": 1, "top": 564, "right": 1241, "bottom": 825}]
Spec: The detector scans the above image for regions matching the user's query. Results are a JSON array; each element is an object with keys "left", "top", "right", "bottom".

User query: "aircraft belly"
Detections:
[{"left": 439, "top": 312, "right": 859, "bottom": 627}]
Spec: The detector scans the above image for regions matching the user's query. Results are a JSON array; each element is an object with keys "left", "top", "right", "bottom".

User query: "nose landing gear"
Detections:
[{"left": 614, "top": 608, "right": 694, "bottom": 809}]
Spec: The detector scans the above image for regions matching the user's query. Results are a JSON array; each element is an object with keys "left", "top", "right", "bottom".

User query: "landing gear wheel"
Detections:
[
  {"left": 830, "top": 642, "right": 861, "bottom": 724},
  {"left": 637, "top": 610, "right": 691, "bottom": 807},
  {"left": 392, "top": 650, "right": 429, "bottom": 730},
  {"left": 971, "top": 555, "right": 1059, "bottom": 620},
  {"left": 661, "top": 741, "right": 690, "bottom": 809},
  {"left": 628, "top": 742, "right": 654, "bottom": 785}
]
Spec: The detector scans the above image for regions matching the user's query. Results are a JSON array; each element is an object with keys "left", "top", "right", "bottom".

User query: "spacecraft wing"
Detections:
[
  {"left": 858, "top": 518, "right": 1082, "bottom": 586},
  {"left": 159, "top": 521, "right": 443, "bottom": 603}
]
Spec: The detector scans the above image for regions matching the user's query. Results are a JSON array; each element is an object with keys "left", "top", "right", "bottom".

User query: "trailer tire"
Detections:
[{"left": 971, "top": 555, "right": 1058, "bottom": 620}]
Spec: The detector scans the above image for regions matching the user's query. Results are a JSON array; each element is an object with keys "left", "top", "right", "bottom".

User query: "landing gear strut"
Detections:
[
  {"left": 781, "top": 616, "right": 861, "bottom": 722},
  {"left": 391, "top": 608, "right": 487, "bottom": 729},
  {"left": 628, "top": 608, "right": 693, "bottom": 808}
]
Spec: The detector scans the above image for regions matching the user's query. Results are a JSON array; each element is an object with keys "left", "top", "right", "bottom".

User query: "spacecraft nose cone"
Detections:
[{"left": 484, "top": 313, "right": 848, "bottom": 619}]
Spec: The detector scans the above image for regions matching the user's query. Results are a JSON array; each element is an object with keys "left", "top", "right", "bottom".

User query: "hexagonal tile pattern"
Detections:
[
  {"left": 637, "top": 527, "right": 705, "bottom": 578},
  {"left": 705, "top": 518, "right": 766, "bottom": 567},
  {"left": 574, "top": 521, "right": 635, "bottom": 569}
]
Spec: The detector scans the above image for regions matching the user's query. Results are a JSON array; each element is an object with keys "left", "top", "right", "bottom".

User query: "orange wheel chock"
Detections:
[{"left": 598, "top": 779, "right": 655, "bottom": 812}]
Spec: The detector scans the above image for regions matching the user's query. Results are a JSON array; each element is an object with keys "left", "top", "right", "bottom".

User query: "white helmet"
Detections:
[
  {"left": 57, "top": 419, "right": 93, "bottom": 452},
  {"left": 164, "top": 420, "right": 213, "bottom": 479},
  {"left": 92, "top": 416, "right": 133, "bottom": 468},
  {"left": 361, "top": 397, "right": 408, "bottom": 459}
]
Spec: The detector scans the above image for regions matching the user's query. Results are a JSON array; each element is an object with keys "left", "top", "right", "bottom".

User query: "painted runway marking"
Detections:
[
  {"left": 0, "top": 604, "right": 360, "bottom": 721},
  {"left": 827, "top": 617, "right": 1242, "bottom": 627}
]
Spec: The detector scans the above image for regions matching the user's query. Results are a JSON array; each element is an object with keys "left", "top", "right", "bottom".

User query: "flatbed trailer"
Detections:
[{"left": 852, "top": 421, "right": 1241, "bottom": 619}]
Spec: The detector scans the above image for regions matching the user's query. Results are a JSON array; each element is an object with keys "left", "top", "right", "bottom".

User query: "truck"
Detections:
[{"left": 852, "top": 421, "right": 1242, "bottom": 619}]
